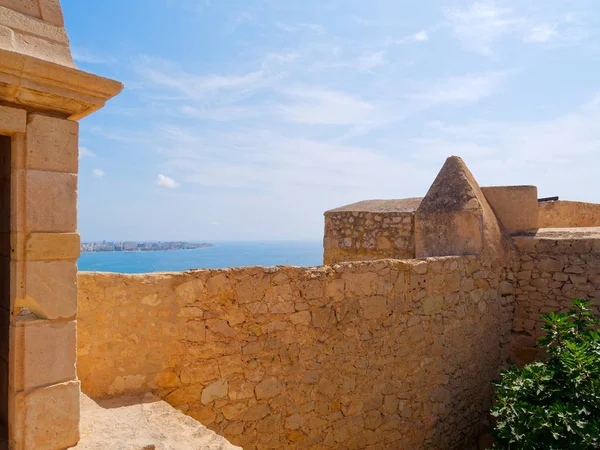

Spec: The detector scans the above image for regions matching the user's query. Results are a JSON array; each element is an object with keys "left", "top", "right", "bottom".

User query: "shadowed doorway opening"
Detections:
[{"left": 0, "top": 134, "right": 10, "bottom": 441}]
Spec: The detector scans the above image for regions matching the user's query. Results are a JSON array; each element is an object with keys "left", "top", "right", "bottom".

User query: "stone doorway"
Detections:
[{"left": 0, "top": 134, "right": 10, "bottom": 443}]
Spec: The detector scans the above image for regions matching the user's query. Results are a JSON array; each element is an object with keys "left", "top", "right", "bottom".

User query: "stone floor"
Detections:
[{"left": 74, "top": 393, "right": 240, "bottom": 450}]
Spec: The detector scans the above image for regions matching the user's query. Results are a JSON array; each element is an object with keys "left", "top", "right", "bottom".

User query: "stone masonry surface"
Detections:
[
  {"left": 510, "top": 227, "right": 600, "bottom": 364},
  {"left": 323, "top": 198, "right": 422, "bottom": 264},
  {"left": 78, "top": 256, "right": 514, "bottom": 450},
  {"left": 538, "top": 201, "right": 600, "bottom": 229}
]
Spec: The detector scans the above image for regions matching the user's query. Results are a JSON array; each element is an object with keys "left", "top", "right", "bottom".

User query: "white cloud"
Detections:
[
  {"left": 275, "top": 22, "right": 326, "bottom": 34},
  {"left": 356, "top": 51, "right": 386, "bottom": 71},
  {"left": 526, "top": 24, "right": 558, "bottom": 43},
  {"left": 412, "top": 30, "right": 429, "bottom": 42},
  {"left": 92, "top": 169, "right": 105, "bottom": 178},
  {"left": 411, "top": 72, "right": 508, "bottom": 108},
  {"left": 445, "top": 1, "right": 521, "bottom": 54},
  {"left": 386, "top": 30, "right": 430, "bottom": 46},
  {"left": 277, "top": 87, "right": 383, "bottom": 126},
  {"left": 407, "top": 95, "right": 600, "bottom": 201},
  {"left": 72, "top": 48, "right": 116, "bottom": 65},
  {"left": 80, "top": 147, "right": 96, "bottom": 158},
  {"left": 445, "top": 2, "right": 587, "bottom": 52},
  {"left": 155, "top": 174, "right": 180, "bottom": 189},
  {"left": 351, "top": 16, "right": 374, "bottom": 26}
]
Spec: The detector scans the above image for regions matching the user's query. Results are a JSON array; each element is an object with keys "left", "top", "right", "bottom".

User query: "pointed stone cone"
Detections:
[{"left": 414, "top": 156, "right": 508, "bottom": 258}]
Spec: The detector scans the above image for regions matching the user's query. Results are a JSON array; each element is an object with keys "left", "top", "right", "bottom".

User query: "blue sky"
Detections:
[{"left": 63, "top": 0, "right": 600, "bottom": 241}]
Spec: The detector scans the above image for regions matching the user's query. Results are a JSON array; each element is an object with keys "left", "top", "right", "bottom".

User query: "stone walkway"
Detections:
[{"left": 74, "top": 393, "right": 240, "bottom": 450}]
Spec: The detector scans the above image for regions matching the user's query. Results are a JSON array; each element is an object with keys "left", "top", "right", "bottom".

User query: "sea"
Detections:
[{"left": 78, "top": 241, "right": 323, "bottom": 274}]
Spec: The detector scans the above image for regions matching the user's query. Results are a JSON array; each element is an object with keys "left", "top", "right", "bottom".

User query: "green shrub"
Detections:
[{"left": 491, "top": 299, "right": 600, "bottom": 449}]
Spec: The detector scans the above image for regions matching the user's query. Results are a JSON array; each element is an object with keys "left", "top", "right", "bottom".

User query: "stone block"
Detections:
[
  {"left": 17, "top": 380, "right": 80, "bottom": 450},
  {"left": 255, "top": 377, "right": 283, "bottom": 400},
  {"left": 422, "top": 296, "right": 443, "bottom": 315},
  {"left": 11, "top": 29, "right": 74, "bottom": 68},
  {"left": 12, "top": 319, "right": 76, "bottom": 391},
  {"left": 538, "top": 258, "right": 563, "bottom": 273},
  {"left": 0, "top": 104, "right": 26, "bottom": 135},
  {"left": 201, "top": 378, "right": 228, "bottom": 404},
  {"left": 11, "top": 232, "right": 80, "bottom": 260},
  {"left": 24, "top": 170, "right": 77, "bottom": 232},
  {"left": 15, "top": 260, "right": 76, "bottom": 319},
  {"left": 38, "top": 0, "right": 65, "bottom": 26},
  {"left": 0, "top": 1, "right": 41, "bottom": 19},
  {"left": 25, "top": 114, "right": 78, "bottom": 173},
  {"left": 244, "top": 403, "right": 270, "bottom": 421}
]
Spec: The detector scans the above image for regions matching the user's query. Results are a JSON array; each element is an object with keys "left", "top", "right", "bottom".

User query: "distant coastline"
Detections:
[{"left": 81, "top": 241, "right": 215, "bottom": 253}]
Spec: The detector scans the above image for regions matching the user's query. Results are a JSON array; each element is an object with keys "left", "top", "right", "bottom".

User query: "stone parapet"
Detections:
[
  {"left": 510, "top": 227, "right": 600, "bottom": 364},
  {"left": 538, "top": 200, "right": 600, "bottom": 228},
  {"left": 323, "top": 198, "right": 421, "bottom": 264},
  {"left": 78, "top": 256, "right": 513, "bottom": 449}
]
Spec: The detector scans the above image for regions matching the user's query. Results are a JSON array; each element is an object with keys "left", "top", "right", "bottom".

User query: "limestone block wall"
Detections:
[
  {"left": 510, "top": 228, "right": 600, "bottom": 364},
  {"left": 0, "top": 105, "right": 82, "bottom": 449},
  {"left": 538, "top": 200, "right": 600, "bottom": 228},
  {"left": 323, "top": 211, "right": 415, "bottom": 264},
  {"left": 0, "top": 0, "right": 75, "bottom": 67},
  {"left": 78, "top": 257, "right": 513, "bottom": 450}
]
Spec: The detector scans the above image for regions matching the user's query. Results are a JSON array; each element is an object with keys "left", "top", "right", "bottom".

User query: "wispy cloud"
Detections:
[
  {"left": 92, "top": 169, "right": 105, "bottom": 178},
  {"left": 445, "top": 1, "right": 588, "bottom": 53},
  {"left": 409, "top": 95, "right": 600, "bottom": 201},
  {"left": 277, "top": 87, "right": 383, "bottom": 126},
  {"left": 80, "top": 146, "right": 96, "bottom": 158},
  {"left": 275, "top": 22, "right": 327, "bottom": 34},
  {"left": 413, "top": 30, "right": 429, "bottom": 42},
  {"left": 155, "top": 174, "right": 180, "bottom": 189},
  {"left": 445, "top": 1, "right": 521, "bottom": 54},
  {"left": 411, "top": 72, "right": 509, "bottom": 108},
  {"left": 356, "top": 51, "right": 386, "bottom": 71},
  {"left": 386, "top": 30, "right": 430, "bottom": 45},
  {"left": 525, "top": 24, "right": 557, "bottom": 43},
  {"left": 72, "top": 47, "right": 117, "bottom": 65}
]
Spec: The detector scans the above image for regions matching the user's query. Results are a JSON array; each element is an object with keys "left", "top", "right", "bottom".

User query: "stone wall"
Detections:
[
  {"left": 481, "top": 186, "right": 538, "bottom": 234},
  {"left": 511, "top": 228, "right": 600, "bottom": 364},
  {"left": 538, "top": 200, "right": 600, "bottom": 228},
  {"left": 0, "top": 0, "right": 75, "bottom": 67},
  {"left": 323, "top": 199, "right": 422, "bottom": 265},
  {"left": 78, "top": 257, "right": 513, "bottom": 450},
  {"left": 323, "top": 210, "right": 415, "bottom": 264}
]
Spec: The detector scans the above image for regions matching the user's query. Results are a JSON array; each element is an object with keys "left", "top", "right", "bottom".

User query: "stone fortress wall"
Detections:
[
  {"left": 538, "top": 200, "right": 600, "bottom": 228},
  {"left": 325, "top": 185, "right": 600, "bottom": 265},
  {"left": 510, "top": 228, "right": 600, "bottom": 364},
  {"left": 78, "top": 256, "right": 514, "bottom": 450},
  {"left": 76, "top": 156, "right": 600, "bottom": 450},
  {"left": 323, "top": 198, "right": 420, "bottom": 264}
]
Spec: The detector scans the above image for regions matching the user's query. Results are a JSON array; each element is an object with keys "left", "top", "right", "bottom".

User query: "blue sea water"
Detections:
[{"left": 78, "top": 241, "right": 323, "bottom": 273}]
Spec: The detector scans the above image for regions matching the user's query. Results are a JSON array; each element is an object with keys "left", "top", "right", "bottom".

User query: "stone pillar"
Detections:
[
  {"left": 9, "top": 112, "right": 81, "bottom": 449},
  {"left": 0, "top": 2, "right": 122, "bottom": 448}
]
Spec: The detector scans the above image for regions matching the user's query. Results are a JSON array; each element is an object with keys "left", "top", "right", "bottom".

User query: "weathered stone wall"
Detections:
[
  {"left": 78, "top": 257, "right": 513, "bottom": 449},
  {"left": 481, "top": 186, "right": 538, "bottom": 234},
  {"left": 511, "top": 228, "right": 600, "bottom": 364},
  {"left": 323, "top": 211, "right": 415, "bottom": 264},
  {"left": 538, "top": 200, "right": 600, "bottom": 228},
  {"left": 0, "top": 0, "right": 75, "bottom": 67}
]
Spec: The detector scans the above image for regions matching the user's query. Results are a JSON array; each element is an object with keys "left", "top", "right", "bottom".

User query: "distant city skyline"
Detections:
[{"left": 64, "top": 0, "right": 600, "bottom": 242}]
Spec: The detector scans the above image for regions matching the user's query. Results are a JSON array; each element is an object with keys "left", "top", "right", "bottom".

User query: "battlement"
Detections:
[{"left": 325, "top": 158, "right": 600, "bottom": 265}]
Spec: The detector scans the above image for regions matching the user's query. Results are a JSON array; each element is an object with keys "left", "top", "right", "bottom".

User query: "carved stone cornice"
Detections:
[{"left": 0, "top": 48, "right": 123, "bottom": 120}]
